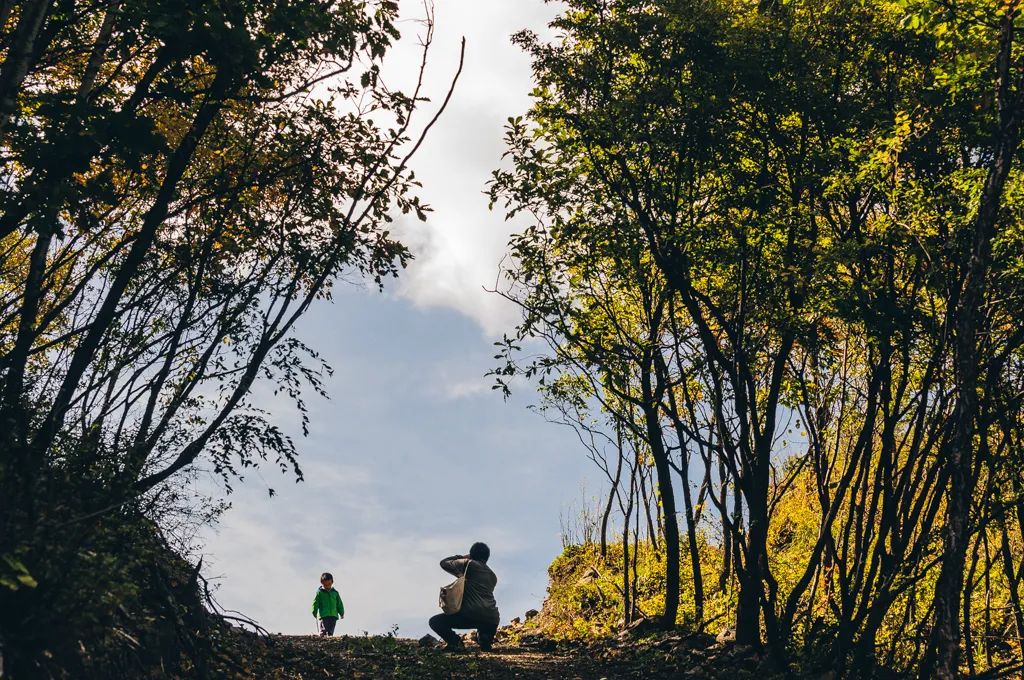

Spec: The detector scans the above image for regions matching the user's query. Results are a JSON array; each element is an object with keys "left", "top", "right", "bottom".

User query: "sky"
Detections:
[{"left": 196, "top": 0, "right": 604, "bottom": 638}]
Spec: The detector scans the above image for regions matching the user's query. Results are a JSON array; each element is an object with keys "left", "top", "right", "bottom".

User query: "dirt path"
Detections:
[
  {"left": 217, "top": 633, "right": 720, "bottom": 679},
  {"left": 455, "top": 647, "right": 616, "bottom": 679}
]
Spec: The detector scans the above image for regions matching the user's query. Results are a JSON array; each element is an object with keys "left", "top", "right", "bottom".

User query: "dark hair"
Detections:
[
  {"left": 469, "top": 542, "right": 490, "bottom": 563},
  {"left": 320, "top": 572, "right": 333, "bottom": 581}
]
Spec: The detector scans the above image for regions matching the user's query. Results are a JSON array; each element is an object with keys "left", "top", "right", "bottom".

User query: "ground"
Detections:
[{"left": 210, "top": 628, "right": 792, "bottom": 680}]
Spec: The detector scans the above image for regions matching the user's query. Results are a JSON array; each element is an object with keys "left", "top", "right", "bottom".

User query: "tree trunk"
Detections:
[
  {"left": 640, "top": 367, "right": 680, "bottom": 629},
  {"left": 601, "top": 427, "right": 625, "bottom": 559},
  {"left": 642, "top": 404, "right": 681, "bottom": 629},
  {"left": 998, "top": 522, "right": 1024, "bottom": 655},
  {"left": 924, "top": 13, "right": 1021, "bottom": 678},
  {"left": 622, "top": 515, "right": 632, "bottom": 626},
  {"left": 736, "top": 468, "right": 769, "bottom": 647},
  {"left": 0, "top": 0, "right": 53, "bottom": 138},
  {"left": 660, "top": 345, "right": 706, "bottom": 623},
  {"left": 638, "top": 467, "right": 660, "bottom": 552},
  {"left": 678, "top": 451, "right": 705, "bottom": 624},
  {"left": 720, "top": 456, "right": 732, "bottom": 592}
]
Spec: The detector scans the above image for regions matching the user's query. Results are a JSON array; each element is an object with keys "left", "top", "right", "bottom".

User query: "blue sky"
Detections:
[{"left": 197, "top": 1, "right": 604, "bottom": 638}]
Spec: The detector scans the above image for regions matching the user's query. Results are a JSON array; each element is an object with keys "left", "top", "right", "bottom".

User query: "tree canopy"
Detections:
[
  {"left": 0, "top": 0, "right": 455, "bottom": 674},
  {"left": 492, "top": 0, "right": 1024, "bottom": 676}
]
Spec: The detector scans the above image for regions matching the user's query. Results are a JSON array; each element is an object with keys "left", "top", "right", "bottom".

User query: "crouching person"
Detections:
[{"left": 429, "top": 542, "right": 500, "bottom": 651}]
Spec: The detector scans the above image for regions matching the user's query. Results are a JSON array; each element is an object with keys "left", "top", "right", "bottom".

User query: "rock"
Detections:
[
  {"left": 536, "top": 638, "right": 557, "bottom": 652},
  {"left": 655, "top": 634, "right": 683, "bottom": 649},
  {"left": 577, "top": 567, "right": 600, "bottom": 584},
  {"left": 510, "top": 617, "right": 521, "bottom": 625},
  {"left": 525, "top": 609, "right": 539, "bottom": 620},
  {"left": 715, "top": 627, "right": 736, "bottom": 644},
  {"left": 680, "top": 632, "right": 716, "bottom": 650},
  {"left": 417, "top": 634, "right": 438, "bottom": 648},
  {"left": 618, "top": 617, "right": 661, "bottom": 639}
]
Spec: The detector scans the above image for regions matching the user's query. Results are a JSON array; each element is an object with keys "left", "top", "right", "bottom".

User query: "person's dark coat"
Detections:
[{"left": 440, "top": 556, "right": 500, "bottom": 624}]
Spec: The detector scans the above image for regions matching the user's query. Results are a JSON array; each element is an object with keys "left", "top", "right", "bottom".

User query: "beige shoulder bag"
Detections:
[{"left": 439, "top": 559, "right": 471, "bottom": 614}]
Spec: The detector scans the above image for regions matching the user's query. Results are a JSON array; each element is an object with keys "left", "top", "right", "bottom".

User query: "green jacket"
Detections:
[{"left": 312, "top": 587, "right": 344, "bottom": 619}]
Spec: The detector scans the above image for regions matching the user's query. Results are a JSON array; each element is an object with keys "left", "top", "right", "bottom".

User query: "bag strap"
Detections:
[{"left": 463, "top": 559, "right": 471, "bottom": 577}]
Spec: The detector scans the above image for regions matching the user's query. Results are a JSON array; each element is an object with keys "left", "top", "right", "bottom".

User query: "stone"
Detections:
[
  {"left": 511, "top": 617, "right": 521, "bottom": 625},
  {"left": 417, "top": 634, "right": 438, "bottom": 648},
  {"left": 715, "top": 627, "right": 736, "bottom": 644},
  {"left": 655, "top": 634, "right": 683, "bottom": 649},
  {"left": 536, "top": 637, "right": 557, "bottom": 652},
  {"left": 620, "top": 617, "right": 661, "bottom": 639},
  {"left": 525, "top": 609, "right": 540, "bottom": 620}
]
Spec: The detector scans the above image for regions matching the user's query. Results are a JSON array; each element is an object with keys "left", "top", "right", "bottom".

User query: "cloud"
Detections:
[
  {"left": 379, "top": 0, "right": 561, "bottom": 337},
  {"left": 203, "top": 470, "right": 551, "bottom": 637},
  {"left": 332, "top": 530, "right": 521, "bottom": 635},
  {"left": 197, "top": 2, "right": 602, "bottom": 640},
  {"left": 419, "top": 354, "right": 501, "bottom": 401},
  {"left": 440, "top": 376, "right": 493, "bottom": 400}
]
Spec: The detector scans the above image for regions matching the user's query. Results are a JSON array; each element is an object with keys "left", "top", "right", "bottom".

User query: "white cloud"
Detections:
[
  {"left": 382, "top": 0, "right": 561, "bottom": 337},
  {"left": 203, "top": 473, "right": 545, "bottom": 636},
  {"left": 440, "top": 376, "right": 493, "bottom": 400},
  {"left": 419, "top": 355, "right": 499, "bottom": 401},
  {"left": 204, "top": 509, "right": 465, "bottom": 635},
  {"left": 197, "top": 3, "right": 600, "bottom": 640}
]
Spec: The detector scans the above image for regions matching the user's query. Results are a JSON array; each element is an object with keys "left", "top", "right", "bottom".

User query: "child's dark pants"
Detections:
[
  {"left": 429, "top": 613, "right": 498, "bottom": 650},
  {"left": 319, "top": 616, "right": 338, "bottom": 636}
]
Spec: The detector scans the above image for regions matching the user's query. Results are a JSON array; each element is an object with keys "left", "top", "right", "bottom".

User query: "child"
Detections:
[{"left": 312, "top": 571, "right": 345, "bottom": 636}]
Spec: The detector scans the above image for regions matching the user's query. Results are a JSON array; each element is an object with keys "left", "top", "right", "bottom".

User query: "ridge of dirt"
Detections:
[{"left": 209, "top": 628, "right": 794, "bottom": 680}]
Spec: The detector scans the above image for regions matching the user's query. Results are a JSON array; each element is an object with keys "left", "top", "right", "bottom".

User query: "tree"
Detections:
[
  {"left": 0, "top": 0, "right": 459, "bottom": 672},
  {"left": 495, "top": 0, "right": 1024, "bottom": 675},
  {"left": 492, "top": 200, "right": 687, "bottom": 628},
  {"left": 494, "top": 0, "right": 921, "bottom": 652},
  {"left": 907, "top": 2, "right": 1024, "bottom": 677}
]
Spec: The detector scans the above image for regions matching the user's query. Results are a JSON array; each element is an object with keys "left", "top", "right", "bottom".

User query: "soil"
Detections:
[{"left": 210, "top": 628, "right": 792, "bottom": 680}]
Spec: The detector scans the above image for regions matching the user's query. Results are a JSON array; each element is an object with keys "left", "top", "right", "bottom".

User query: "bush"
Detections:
[
  {"left": 532, "top": 540, "right": 734, "bottom": 640},
  {"left": 0, "top": 512, "right": 215, "bottom": 679}
]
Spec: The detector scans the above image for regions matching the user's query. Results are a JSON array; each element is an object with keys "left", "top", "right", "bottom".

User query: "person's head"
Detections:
[
  {"left": 320, "top": 572, "right": 333, "bottom": 588},
  {"left": 469, "top": 542, "right": 490, "bottom": 563}
]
